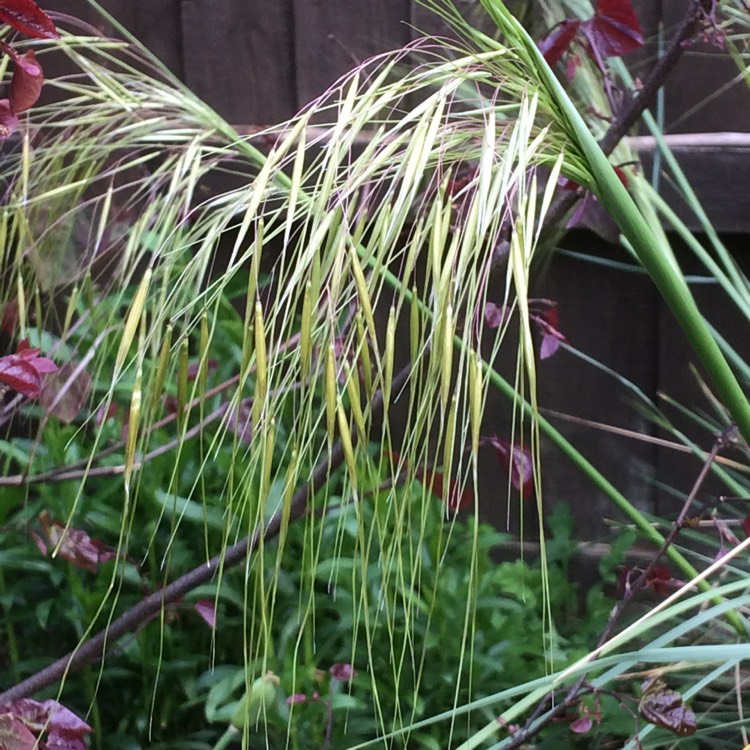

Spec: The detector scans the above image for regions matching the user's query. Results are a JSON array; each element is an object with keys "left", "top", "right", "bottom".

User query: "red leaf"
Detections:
[
  {"left": 416, "top": 467, "right": 473, "bottom": 512},
  {"left": 482, "top": 437, "right": 534, "bottom": 498},
  {"left": 95, "top": 401, "right": 119, "bottom": 425},
  {"left": 0, "top": 340, "right": 57, "bottom": 397},
  {"left": 38, "top": 511, "right": 115, "bottom": 573},
  {"left": 225, "top": 400, "right": 253, "bottom": 445},
  {"left": 0, "top": 0, "right": 58, "bottom": 39},
  {"left": 0, "top": 352, "right": 41, "bottom": 396},
  {"left": 570, "top": 716, "right": 593, "bottom": 734},
  {"left": 40, "top": 361, "right": 92, "bottom": 423},
  {"left": 742, "top": 515, "right": 750, "bottom": 538},
  {"left": 638, "top": 679, "right": 697, "bottom": 737},
  {"left": 0, "top": 98, "right": 18, "bottom": 140},
  {"left": 646, "top": 565, "right": 674, "bottom": 596},
  {"left": 713, "top": 517, "right": 739, "bottom": 546},
  {"left": 388, "top": 451, "right": 472, "bottom": 512},
  {"left": 566, "top": 52, "right": 582, "bottom": 80},
  {"left": 538, "top": 19, "right": 580, "bottom": 66},
  {"left": 187, "top": 358, "right": 218, "bottom": 381},
  {"left": 559, "top": 175, "right": 581, "bottom": 192},
  {"left": 193, "top": 599, "right": 217, "bottom": 629},
  {"left": 617, "top": 565, "right": 681, "bottom": 598},
  {"left": 0, "top": 712, "right": 37, "bottom": 750},
  {"left": 530, "top": 301, "right": 567, "bottom": 360},
  {"left": 581, "top": 0, "right": 643, "bottom": 59},
  {"left": 613, "top": 165, "right": 629, "bottom": 188},
  {"left": 9, "top": 49, "right": 42, "bottom": 112},
  {"left": 0, "top": 298, "right": 18, "bottom": 335},
  {"left": 30, "top": 530, "right": 47, "bottom": 556}
]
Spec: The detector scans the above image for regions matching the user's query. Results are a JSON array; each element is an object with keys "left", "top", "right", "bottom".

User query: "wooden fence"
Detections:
[{"left": 43, "top": 0, "right": 750, "bottom": 540}]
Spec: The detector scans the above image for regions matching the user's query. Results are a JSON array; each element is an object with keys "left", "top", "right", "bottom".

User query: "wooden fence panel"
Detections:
[
  {"left": 409, "top": 0, "right": 487, "bottom": 39},
  {"left": 292, "top": 0, "right": 413, "bottom": 105},
  {"left": 56, "top": 0, "right": 184, "bottom": 76},
  {"left": 660, "top": 2, "right": 750, "bottom": 134},
  {"left": 656, "top": 242, "right": 750, "bottom": 516},
  {"left": 536, "top": 247, "right": 660, "bottom": 536},
  {"left": 182, "top": 0, "right": 297, "bottom": 123}
]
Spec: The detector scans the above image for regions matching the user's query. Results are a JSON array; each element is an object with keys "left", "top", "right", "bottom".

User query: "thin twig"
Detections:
[{"left": 500, "top": 424, "right": 734, "bottom": 749}]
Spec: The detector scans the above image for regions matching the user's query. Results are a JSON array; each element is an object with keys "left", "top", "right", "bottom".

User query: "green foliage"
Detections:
[{"left": 0, "top": 393, "right": 614, "bottom": 748}]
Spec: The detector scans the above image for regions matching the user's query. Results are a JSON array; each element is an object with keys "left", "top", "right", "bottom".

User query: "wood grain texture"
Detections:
[
  {"left": 182, "top": 0, "right": 297, "bottom": 123},
  {"left": 53, "top": 0, "right": 184, "bottom": 76},
  {"left": 293, "top": 0, "right": 412, "bottom": 106},
  {"left": 24, "top": 0, "right": 750, "bottom": 537},
  {"left": 409, "top": 0, "right": 486, "bottom": 40}
]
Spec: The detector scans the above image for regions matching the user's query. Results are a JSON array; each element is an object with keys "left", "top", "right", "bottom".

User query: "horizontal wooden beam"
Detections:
[{"left": 627, "top": 132, "right": 750, "bottom": 234}]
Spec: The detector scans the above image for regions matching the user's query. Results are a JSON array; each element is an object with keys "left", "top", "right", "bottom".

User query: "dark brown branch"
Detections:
[
  {"left": 598, "top": 1, "right": 707, "bottom": 156},
  {"left": 536, "top": 0, "right": 708, "bottom": 246},
  {"left": 0, "top": 364, "right": 412, "bottom": 704}
]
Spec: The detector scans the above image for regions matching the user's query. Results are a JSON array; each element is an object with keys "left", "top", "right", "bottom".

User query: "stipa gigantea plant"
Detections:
[
  {"left": 2, "top": 0, "right": 750, "bottom": 747},
  {"left": 0, "top": 7, "right": 589, "bottom": 746}
]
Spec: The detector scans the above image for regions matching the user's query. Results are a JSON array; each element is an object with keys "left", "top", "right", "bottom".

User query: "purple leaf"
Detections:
[
  {"left": 481, "top": 437, "right": 534, "bottom": 498},
  {"left": 0, "top": 99, "right": 18, "bottom": 141},
  {"left": 329, "top": 663, "right": 356, "bottom": 682},
  {"left": 193, "top": 599, "right": 217, "bottom": 629},
  {"left": 286, "top": 693, "right": 308, "bottom": 705},
  {"left": 538, "top": 18, "right": 580, "bottom": 65},
  {"left": 37, "top": 511, "right": 116, "bottom": 573},
  {"left": 484, "top": 301, "right": 510, "bottom": 329},
  {"left": 40, "top": 361, "right": 92, "bottom": 423},
  {"left": 0, "top": 699, "right": 91, "bottom": 740},
  {"left": 0, "top": 713, "right": 37, "bottom": 750},
  {"left": 540, "top": 334, "right": 563, "bottom": 360},
  {"left": 581, "top": 0, "right": 643, "bottom": 59},
  {"left": 639, "top": 679, "right": 697, "bottom": 737},
  {"left": 570, "top": 716, "right": 593, "bottom": 734}
]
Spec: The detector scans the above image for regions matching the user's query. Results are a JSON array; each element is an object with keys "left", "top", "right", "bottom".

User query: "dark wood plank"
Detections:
[
  {"left": 655, "top": 240, "right": 750, "bottom": 518},
  {"left": 409, "top": 0, "right": 486, "bottom": 41},
  {"left": 533, "top": 242, "right": 659, "bottom": 539},
  {"left": 51, "top": 0, "right": 184, "bottom": 77},
  {"left": 631, "top": 134, "right": 750, "bottom": 234},
  {"left": 293, "top": 0, "right": 412, "bottom": 106},
  {"left": 182, "top": 0, "right": 297, "bottom": 124},
  {"left": 660, "top": 0, "right": 750, "bottom": 134}
]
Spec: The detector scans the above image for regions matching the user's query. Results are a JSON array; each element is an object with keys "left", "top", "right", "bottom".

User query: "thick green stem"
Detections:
[{"left": 479, "top": 0, "right": 750, "bottom": 447}]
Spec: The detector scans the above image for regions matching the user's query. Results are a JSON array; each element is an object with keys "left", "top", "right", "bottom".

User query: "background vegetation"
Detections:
[{"left": 1, "top": 0, "right": 750, "bottom": 748}]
